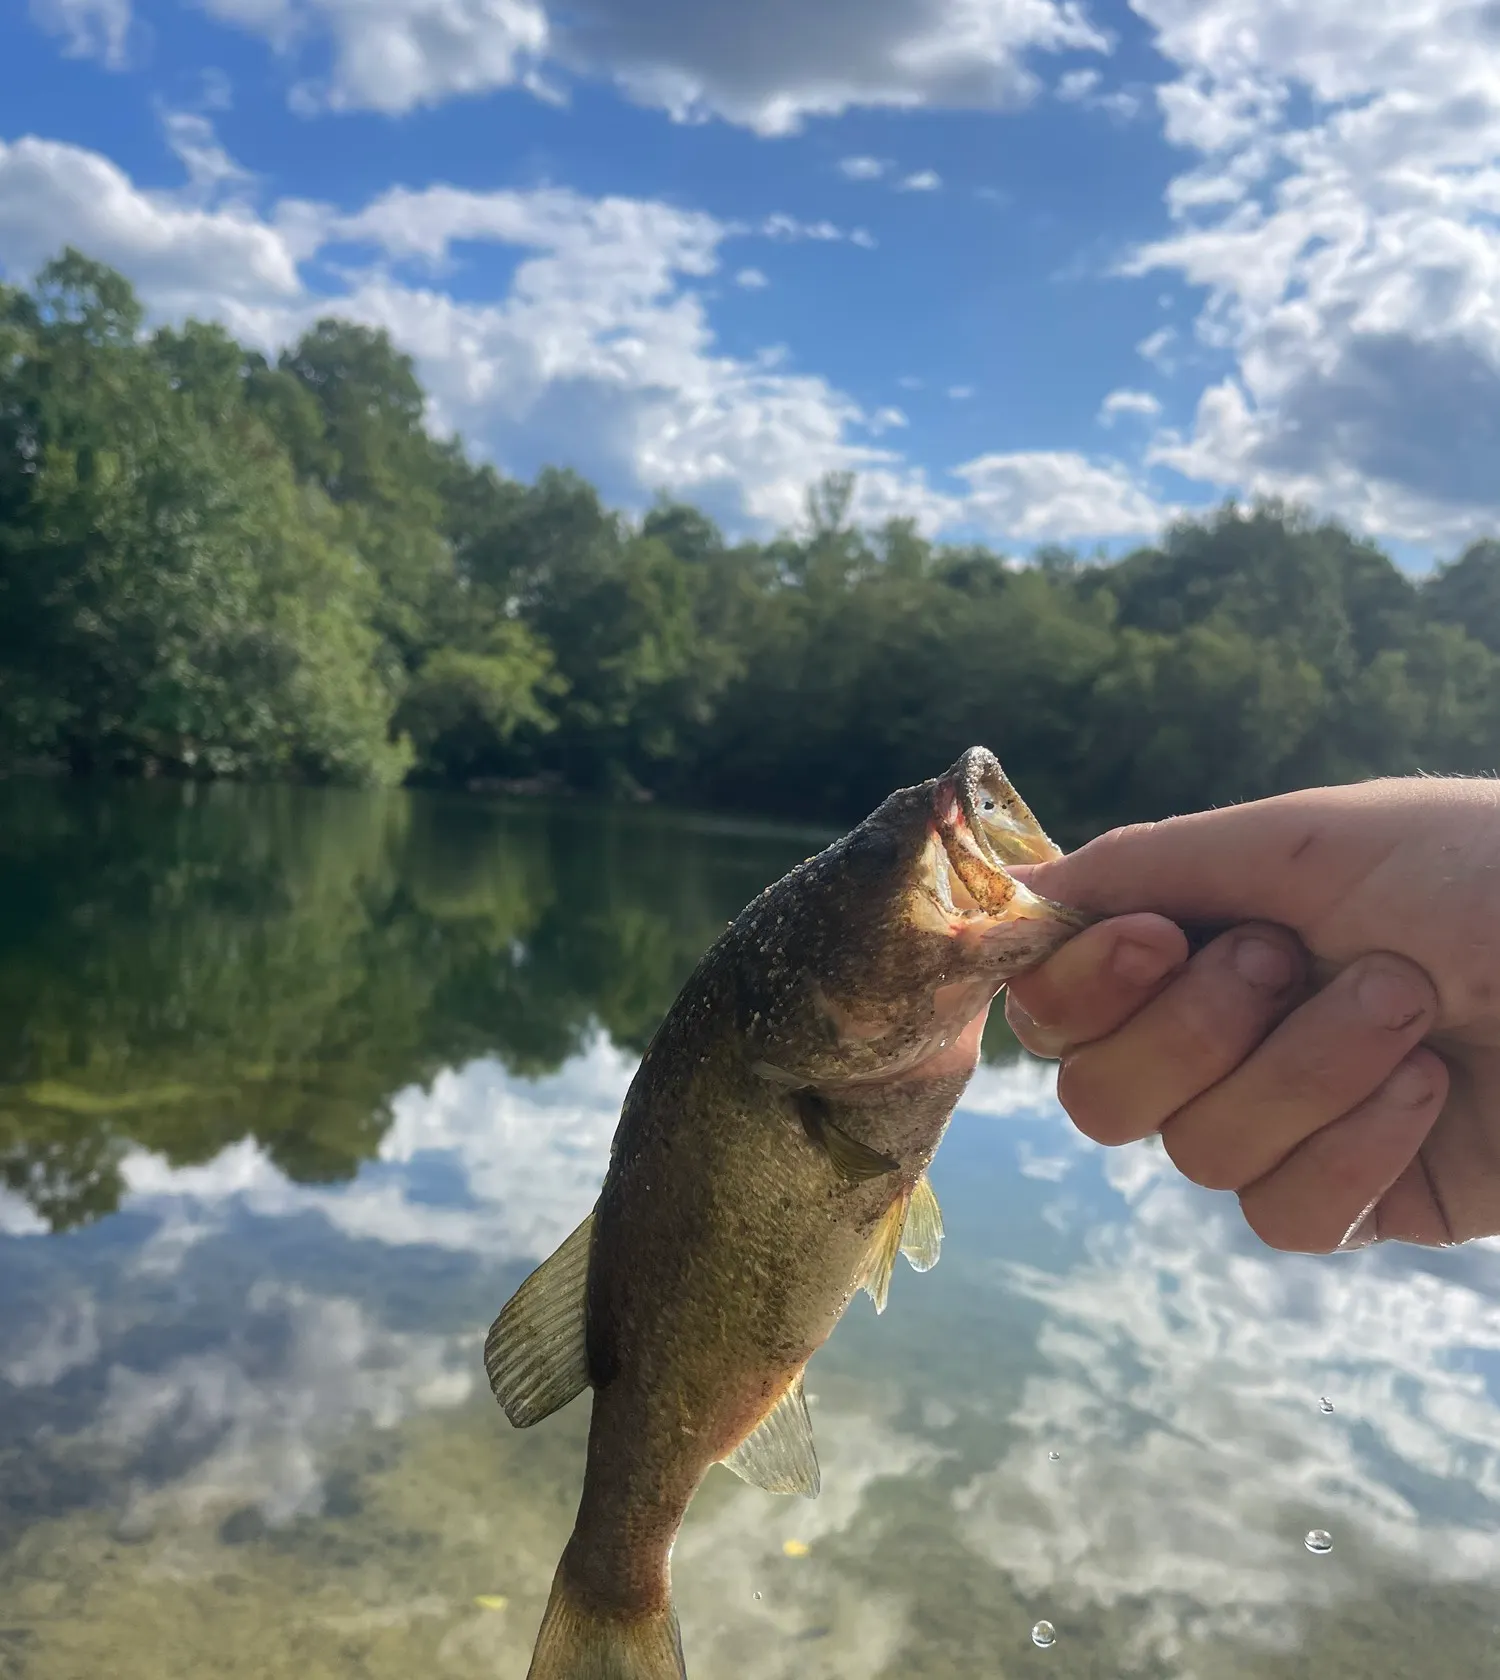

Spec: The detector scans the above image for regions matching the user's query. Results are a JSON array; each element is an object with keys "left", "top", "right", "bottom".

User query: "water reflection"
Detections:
[{"left": 1, "top": 781, "right": 1498, "bottom": 1678}]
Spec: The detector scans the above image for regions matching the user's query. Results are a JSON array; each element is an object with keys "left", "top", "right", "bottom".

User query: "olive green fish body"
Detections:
[{"left": 485, "top": 749, "right": 1089, "bottom": 1679}]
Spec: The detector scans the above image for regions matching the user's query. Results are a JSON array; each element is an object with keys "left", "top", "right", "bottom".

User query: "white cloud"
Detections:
[
  {"left": 955, "top": 449, "right": 1175, "bottom": 540},
  {"left": 0, "top": 136, "right": 302, "bottom": 310},
  {"left": 734, "top": 266, "right": 769, "bottom": 289},
  {"left": 28, "top": 0, "right": 131, "bottom": 67},
  {"left": 1054, "top": 63, "right": 1141, "bottom": 119},
  {"left": 839, "top": 157, "right": 944, "bottom": 195},
  {"left": 838, "top": 155, "right": 891, "bottom": 181},
  {"left": 1122, "top": 0, "right": 1500, "bottom": 544},
  {"left": 947, "top": 383, "right": 975, "bottom": 400},
  {"left": 1056, "top": 66, "right": 1099, "bottom": 100},
  {"left": 106, "top": 0, "right": 1114, "bottom": 125},
  {"left": 1136, "top": 323, "right": 1177, "bottom": 371},
  {"left": 201, "top": 0, "right": 553, "bottom": 116},
  {"left": 161, "top": 110, "right": 256, "bottom": 205},
  {"left": 0, "top": 131, "right": 1174, "bottom": 544},
  {"left": 1098, "top": 387, "right": 1162, "bottom": 425}
]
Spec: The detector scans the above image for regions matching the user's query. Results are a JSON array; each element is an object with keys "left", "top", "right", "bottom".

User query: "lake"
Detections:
[{"left": 1, "top": 779, "right": 1498, "bottom": 1679}]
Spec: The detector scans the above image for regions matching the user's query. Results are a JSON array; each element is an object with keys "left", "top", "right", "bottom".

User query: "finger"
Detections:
[
  {"left": 1007, "top": 779, "right": 1484, "bottom": 931},
  {"left": 1004, "top": 913, "right": 1188, "bottom": 1057},
  {"left": 1375, "top": 1147, "right": 1456, "bottom": 1247},
  {"left": 1160, "top": 951, "right": 1440, "bottom": 1193},
  {"left": 1235, "top": 1048, "right": 1448, "bottom": 1253},
  {"left": 1056, "top": 924, "right": 1306, "bottom": 1146}
]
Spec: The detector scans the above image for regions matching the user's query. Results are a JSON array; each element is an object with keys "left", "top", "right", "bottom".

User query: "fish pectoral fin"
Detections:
[
  {"left": 795, "top": 1090, "right": 899, "bottom": 1181},
  {"left": 856, "top": 1194, "right": 909, "bottom": 1315},
  {"left": 900, "top": 1173, "right": 944, "bottom": 1273},
  {"left": 483, "top": 1211, "right": 594, "bottom": 1428},
  {"left": 721, "top": 1373, "right": 820, "bottom": 1498}
]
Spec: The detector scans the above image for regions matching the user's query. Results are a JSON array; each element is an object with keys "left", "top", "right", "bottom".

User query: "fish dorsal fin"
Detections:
[
  {"left": 856, "top": 1194, "right": 909, "bottom": 1315},
  {"left": 900, "top": 1174, "right": 943, "bottom": 1272},
  {"left": 484, "top": 1211, "right": 594, "bottom": 1428},
  {"left": 794, "top": 1090, "right": 899, "bottom": 1181},
  {"left": 721, "top": 1373, "right": 820, "bottom": 1498}
]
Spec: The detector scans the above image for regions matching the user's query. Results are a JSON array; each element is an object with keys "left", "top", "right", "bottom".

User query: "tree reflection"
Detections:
[{"left": 0, "top": 782, "right": 819, "bottom": 1228}]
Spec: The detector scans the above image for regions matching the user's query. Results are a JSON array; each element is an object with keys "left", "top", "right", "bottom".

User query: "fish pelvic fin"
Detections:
[
  {"left": 527, "top": 1559, "right": 685, "bottom": 1680},
  {"left": 856, "top": 1193, "right": 909, "bottom": 1315},
  {"left": 900, "top": 1173, "right": 943, "bottom": 1273},
  {"left": 720, "top": 1372, "right": 820, "bottom": 1498},
  {"left": 485, "top": 1211, "right": 594, "bottom": 1428}
]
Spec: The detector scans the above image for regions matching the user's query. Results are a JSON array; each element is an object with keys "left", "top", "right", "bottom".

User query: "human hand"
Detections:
[{"left": 1004, "top": 777, "right": 1500, "bottom": 1250}]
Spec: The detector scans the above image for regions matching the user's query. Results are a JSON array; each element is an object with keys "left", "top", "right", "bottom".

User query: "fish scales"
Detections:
[{"left": 484, "top": 747, "right": 1090, "bottom": 1679}]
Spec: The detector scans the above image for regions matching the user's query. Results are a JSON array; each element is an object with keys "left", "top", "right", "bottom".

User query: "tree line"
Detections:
[{"left": 4, "top": 250, "right": 1499, "bottom": 846}]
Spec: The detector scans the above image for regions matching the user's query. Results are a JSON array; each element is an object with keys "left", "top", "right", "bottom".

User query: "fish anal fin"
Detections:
[
  {"left": 721, "top": 1373, "right": 820, "bottom": 1498},
  {"left": 856, "top": 1193, "right": 908, "bottom": 1315},
  {"left": 795, "top": 1091, "right": 898, "bottom": 1181},
  {"left": 484, "top": 1211, "right": 594, "bottom": 1429},
  {"left": 900, "top": 1173, "right": 943, "bottom": 1272}
]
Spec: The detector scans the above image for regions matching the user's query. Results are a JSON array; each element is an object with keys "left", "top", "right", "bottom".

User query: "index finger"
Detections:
[{"left": 1011, "top": 778, "right": 1500, "bottom": 934}]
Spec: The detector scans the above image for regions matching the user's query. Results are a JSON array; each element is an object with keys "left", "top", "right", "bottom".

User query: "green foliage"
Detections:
[
  {"left": 0, "top": 778, "right": 813, "bottom": 1228},
  {"left": 3, "top": 252, "right": 1500, "bottom": 837}
]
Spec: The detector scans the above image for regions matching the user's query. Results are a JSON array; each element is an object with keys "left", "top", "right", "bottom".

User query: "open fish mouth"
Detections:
[{"left": 919, "top": 748, "right": 1090, "bottom": 932}]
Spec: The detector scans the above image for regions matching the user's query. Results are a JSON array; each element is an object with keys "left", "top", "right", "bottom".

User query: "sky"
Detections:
[{"left": 1, "top": 0, "right": 1497, "bottom": 564}]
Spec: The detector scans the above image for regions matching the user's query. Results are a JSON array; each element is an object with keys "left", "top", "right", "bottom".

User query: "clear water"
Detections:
[{"left": 2, "top": 780, "right": 1499, "bottom": 1679}]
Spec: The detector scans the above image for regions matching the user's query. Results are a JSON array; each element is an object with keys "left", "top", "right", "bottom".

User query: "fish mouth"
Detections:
[{"left": 919, "top": 748, "right": 1090, "bottom": 933}]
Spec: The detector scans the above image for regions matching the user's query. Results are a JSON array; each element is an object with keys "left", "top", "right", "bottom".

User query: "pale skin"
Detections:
[{"left": 1003, "top": 776, "right": 1500, "bottom": 1253}]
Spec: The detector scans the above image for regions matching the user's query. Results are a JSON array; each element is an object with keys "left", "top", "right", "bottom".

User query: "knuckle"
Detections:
[
  {"left": 1056, "top": 1055, "right": 1142, "bottom": 1144},
  {"left": 1161, "top": 1119, "right": 1242, "bottom": 1192}
]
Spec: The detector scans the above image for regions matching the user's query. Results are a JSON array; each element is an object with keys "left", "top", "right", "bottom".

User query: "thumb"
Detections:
[{"left": 1012, "top": 787, "right": 1395, "bottom": 932}]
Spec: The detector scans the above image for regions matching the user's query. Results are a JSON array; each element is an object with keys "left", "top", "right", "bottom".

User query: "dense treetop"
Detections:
[{"left": 4, "top": 250, "right": 1498, "bottom": 846}]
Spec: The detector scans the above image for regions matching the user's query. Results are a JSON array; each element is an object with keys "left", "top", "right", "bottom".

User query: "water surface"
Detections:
[{"left": 1, "top": 781, "right": 1498, "bottom": 1678}]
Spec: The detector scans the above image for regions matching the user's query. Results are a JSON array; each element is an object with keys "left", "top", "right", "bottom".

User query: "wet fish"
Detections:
[{"left": 485, "top": 747, "right": 1089, "bottom": 1679}]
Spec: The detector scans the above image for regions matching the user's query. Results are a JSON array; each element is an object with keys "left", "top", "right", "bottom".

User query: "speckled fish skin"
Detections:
[{"left": 487, "top": 747, "right": 1089, "bottom": 1680}]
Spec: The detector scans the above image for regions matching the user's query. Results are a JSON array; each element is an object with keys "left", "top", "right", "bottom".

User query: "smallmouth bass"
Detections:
[{"left": 485, "top": 748, "right": 1089, "bottom": 1678}]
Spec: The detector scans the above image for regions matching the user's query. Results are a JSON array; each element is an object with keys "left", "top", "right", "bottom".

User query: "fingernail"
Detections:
[
  {"left": 1006, "top": 999, "right": 1066, "bottom": 1057},
  {"left": 1111, "top": 938, "right": 1178, "bottom": 987},
  {"left": 1384, "top": 1057, "right": 1437, "bottom": 1107},
  {"left": 1232, "top": 934, "right": 1295, "bottom": 991},
  {"left": 1357, "top": 966, "right": 1429, "bottom": 1031}
]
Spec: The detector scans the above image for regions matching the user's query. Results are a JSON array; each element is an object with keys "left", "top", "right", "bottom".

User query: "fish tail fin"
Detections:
[{"left": 527, "top": 1557, "right": 686, "bottom": 1680}]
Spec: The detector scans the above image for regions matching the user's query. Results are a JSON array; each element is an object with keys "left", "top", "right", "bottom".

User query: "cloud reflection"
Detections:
[
  {"left": 6, "top": 1032, "right": 1500, "bottom": 1676},
  {"left": 956, "top": 1130, "right": 1500, "bottom": 1667}
]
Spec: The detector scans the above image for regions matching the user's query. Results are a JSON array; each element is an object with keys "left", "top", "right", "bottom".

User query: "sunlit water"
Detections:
[{"left": 2, "top": 781, "right": 1499, "bottom": 1678}]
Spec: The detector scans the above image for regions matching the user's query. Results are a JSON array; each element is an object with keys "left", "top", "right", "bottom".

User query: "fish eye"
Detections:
[{"left": 980, "top": 796, "right": 996, "bottom": 813}]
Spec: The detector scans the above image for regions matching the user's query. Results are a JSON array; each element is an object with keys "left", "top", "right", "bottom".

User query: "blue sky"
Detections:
[{"left": 1, "top": 0, "right": 1494, "bottom": 564}]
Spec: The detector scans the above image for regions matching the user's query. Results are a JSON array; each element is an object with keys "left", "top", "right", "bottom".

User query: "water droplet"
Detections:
[
  {"left": 753, "top": 1591, "right": 763, "bottom": 1601},
  {"left": 1319, "top": 1396, "right": 1335, "bottom": 1414},
  {"left": 1304, "top": 1529, "right": 1333, "bottom": 1555},
  {"left": 1031, "top": 1621, "right": 1057, "bottom": 1649},
  {"left": 1047, "top": 1450, "right": 1060, "bottom": 1462}
]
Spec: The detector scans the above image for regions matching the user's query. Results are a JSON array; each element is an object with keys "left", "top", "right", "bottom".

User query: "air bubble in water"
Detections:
[
  {"left": 1319, "top": 1397, "right": 1335, "bottom": 1414},
  {"left": 1047, "top": 1451, "right": 1060, "bottom": 1462},
  {"left": 753, "top": 1591, "right": 763, "bottom": 1601},
  {"left": 1031, "top": 1621, "right": 1057, "bottom": 1649},
  {"left": 1304, "top": 1529, "right": 1333, "bottom": 1555}
]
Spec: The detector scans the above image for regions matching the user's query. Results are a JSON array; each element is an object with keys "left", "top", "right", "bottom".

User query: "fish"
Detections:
[{"left": 484, "top": 746, "right": 1090, "bottom": 1679}]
